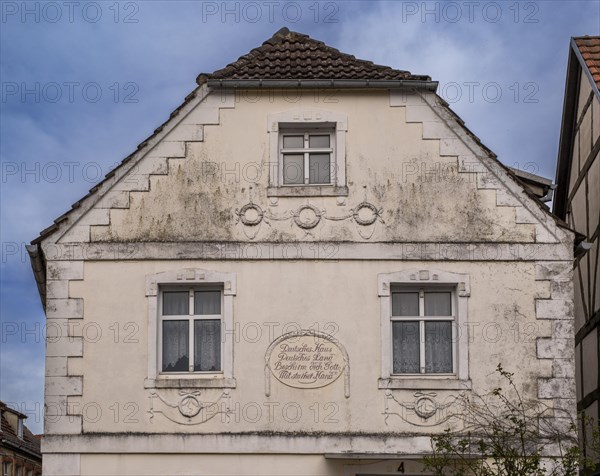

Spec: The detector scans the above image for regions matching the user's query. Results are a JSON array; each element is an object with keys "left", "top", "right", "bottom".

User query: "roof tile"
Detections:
[
  {"left": 198, "top": 28, "right": 430, "bottom": 83},
  {"left": 574, "top": 36, "right": 600, "bottom": 91}
]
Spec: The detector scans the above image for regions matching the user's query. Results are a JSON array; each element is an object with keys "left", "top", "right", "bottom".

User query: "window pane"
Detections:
[
  {"left": 309, "top": 134, "right": 329, "bottom": 148},
  {"left": 163, "top": 291, "right": 189, "bottom": 315},
  {"left": 162, "top": 320, "right": 188, "bottom": 372},
  {"left": 194, "top": 320, "right": 221, "bottom": 371},
  {"left": 283, "top": 154, "right": 304, "bottom": 184},
  {"left": 309, "top": 153, "right": 330, "bottom": 184},
  {"left": 392, "top": 292, "right": 419, "bottom": 316},
  {"left": 392, "top": 321, "right": 420, "bottom": 373},
  {"left": 425, "top": 321, "right": 453, "bottom": 373},
  {"left": 194, "top": 291, "right": 221, "bottom": 315},
  {"left": 283, "top": 135, "right": 304, "bottom": 149},
  {"left": 424, "top": 292, "right": 452, "bottom": 316}
]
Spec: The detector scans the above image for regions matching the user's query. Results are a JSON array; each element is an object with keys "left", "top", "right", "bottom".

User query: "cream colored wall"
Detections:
[
  {"left": 78, "top": 454, "right": 429, "bottom": 476},
  {"left": 40, "top": 87, "right": 575, "bottom": 475},
  {"left": 90, "top": 90, "right": 534, "bottom": 243},
  {"left": 67, "top": 259, "right": 551, "bottom": 435}
]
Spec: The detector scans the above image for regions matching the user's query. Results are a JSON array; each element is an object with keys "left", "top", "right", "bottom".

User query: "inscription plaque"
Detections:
[{"left": 264, "top": 330, "right": 350, "bottom": 397}]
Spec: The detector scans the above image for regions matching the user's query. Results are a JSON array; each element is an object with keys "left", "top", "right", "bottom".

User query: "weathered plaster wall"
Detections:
[
  {"left": 61, "top": 259, "right": 551, "bottom": 434},
  {"left": 84, "top": 90, "right": 536, "bottom": 243},
  {"left": 40, "top": 87, "right": 575, "bottom": 475}
]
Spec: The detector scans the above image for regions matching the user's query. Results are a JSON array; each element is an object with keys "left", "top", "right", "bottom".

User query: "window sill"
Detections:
[
  {"left": 144, "top": 377, "right": 237, "bottom": 389},
  {"left": 378, "top": 377, "right": 472, "bottom": 391},
  {"left": 267, "top": 186, "right": 348, "bottom": 197}
]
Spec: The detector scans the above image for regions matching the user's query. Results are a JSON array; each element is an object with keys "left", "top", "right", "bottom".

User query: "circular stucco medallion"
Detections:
[
  {"left": 178, "top": 395, "right": 202, "bottom": 418},
  {"left": 414, "top": 396, "right": 437, "bottom": 419},
  {"left": 353, "top": 202, "right": 379, "bottom": 226},
  {"left": 268, "top": 334, "right": 345, "bottom": 389},
  {"left": 293, "top": 204, "right": 322, "bottom": 229},
  {"left": 239, "top": 203, "right": 264, "bottom": 226}
]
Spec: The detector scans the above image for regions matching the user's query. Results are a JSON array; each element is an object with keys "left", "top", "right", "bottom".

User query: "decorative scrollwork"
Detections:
[
  {"left": 383, "top": 391, "right": 462, "bottom": 427},
  {"left": 148, "top": 389, "right": 232, "bottom": 425},
  {"left": 235, "top": 197, "right": 385, "bottom": 239}
]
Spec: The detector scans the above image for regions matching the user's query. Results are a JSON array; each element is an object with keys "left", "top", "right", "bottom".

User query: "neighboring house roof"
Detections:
[
  {"left": 198, "top": 27, "right": 431, "bottom": 83},
  {"left": 574, "top": 36, "right": 600, "bottom": 92},
  {"left": 508, "top": 167, "right": 553, "bottom": 202},
  {"left": 554, "top": 36, "right": 600, "bottom": 220},
  {"left": 0, "top": 401, "right": 41, "bottom": 460}
]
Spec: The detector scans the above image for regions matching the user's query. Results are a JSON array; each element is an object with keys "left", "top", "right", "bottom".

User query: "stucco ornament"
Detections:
[
  {"left": 264, "top": 329, "right": 350, "bottom": 398},
  {"left": 148, "top": 389, "right": 232, "bottom": 425},
  {"left": 352, "top": 201, "right": 380, "bottom": 226},
  {"left": 237, "top": 203, "right": 264, "bottom": 226},
  {"left": 293, "top": 204, "right": 323, "bottom": 229},
  {"left": 235, "top": 198, "right": 384, "bottom": 239},
  {"left": 383, "top": 391, "right": 463, "bottom": 427},
  {"left": 234, "top": 200, "right": 265, "bottom": 239}
]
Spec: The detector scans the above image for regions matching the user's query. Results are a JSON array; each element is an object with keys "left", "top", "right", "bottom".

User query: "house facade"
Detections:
[
  {"left": 29, "top": 29, "right": 576, "bottom": 475},
  {"left": 554, "top": 36, "right": 600, "bottom": 466},
  {"left": 0, "top": 402, "right": 42, "bottom": 476}
]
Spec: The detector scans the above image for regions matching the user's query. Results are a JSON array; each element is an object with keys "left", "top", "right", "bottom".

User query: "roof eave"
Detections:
[
  {"left": 26, "top": 244, "right": 46, "bottom": 310},
  {"left": 554, "top": 39, "right": 584, "bottom": 219},
  {"left": 206, "top": 78, "right": 438, "bottom": 91}
]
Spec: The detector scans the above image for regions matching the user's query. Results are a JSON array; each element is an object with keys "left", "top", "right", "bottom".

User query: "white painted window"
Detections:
[
  {"left": 145, "top": 268, "right": 236, "bottom": 389},
  {"left": 391, "top": 287, "right": 455, "bottom": 375},
  {"left": 267, "top": 109, "right": 348, "bottom": 196},
  {"left": 159, "top": 286, "right": 223, "bottom": 373},
  {"left": 280, "top": 129, "right": 335, "bottom": 185},
  {"left": 2, "top": 462, "right": 11, "bottom": 476},
  {"left": 378, "top": 270, "right": 471, "bottom": 390},
  {"left": 17, "top": 418, "right": 23, "bottom": 438}
]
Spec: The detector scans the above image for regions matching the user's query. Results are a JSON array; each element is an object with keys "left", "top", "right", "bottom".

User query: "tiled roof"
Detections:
[
  {"left": 198, "top": 27, "right": 430, "bottom": 83},
  {"left": 0, "top": 403, "right": 41, "bottom": 458},
  {"left": 574, "top": 36, "right": 600, "bottom": 91}
]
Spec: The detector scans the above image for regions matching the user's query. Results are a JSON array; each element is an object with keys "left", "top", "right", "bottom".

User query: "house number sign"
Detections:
[{"left": 264, "top": 330, "right": 350, "bottom": 398}]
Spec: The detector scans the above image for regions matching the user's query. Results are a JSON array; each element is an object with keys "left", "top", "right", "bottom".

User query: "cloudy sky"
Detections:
[{"left": 1, "top": 0, "right": 598, "bottom": 433}]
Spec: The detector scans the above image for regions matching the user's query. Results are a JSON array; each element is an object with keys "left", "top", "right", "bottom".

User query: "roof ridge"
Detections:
[{"left": 197, "top": 28, "right": 429, "bottom": 84}]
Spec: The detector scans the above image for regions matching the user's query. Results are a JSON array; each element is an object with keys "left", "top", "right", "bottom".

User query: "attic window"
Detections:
[
  {"left": 280, "top": 129, "right": 334, "bottom": 185},
  {"left": 267, "top": 109, "right": 348, "bottom": 197},
  {"left": 17, "top": 418, "right": 23, "bottom": 438}
]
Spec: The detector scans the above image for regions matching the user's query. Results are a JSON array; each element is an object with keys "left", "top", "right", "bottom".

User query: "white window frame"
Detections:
[
  {"left": 2, "top": 462, "right": 11, "bottom": 476},
  {"left": 267, "top": 108, "right": 348, "bottom": 196},
  {"left": 378, "top": 269, "right": 471, "bottom": 390},
  {"left": 279, "top": 129, "right": 335, "bottom": 186},
  {"left": 390, "top": 285, "right": 457, "bottom": 376},
  {"left": 17, "top": 418, "right": 23, "bottom": 438},
  {"left": 158, "top": 285, "right": 224, "bottom": 374},
  {"left": 145, "top": 268, "right": 236, "bottom": 389}
]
